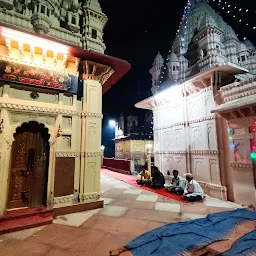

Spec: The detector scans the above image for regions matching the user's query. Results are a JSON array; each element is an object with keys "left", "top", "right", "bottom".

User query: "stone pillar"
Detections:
[
  {"left": 0, "top": 109, "right": 14, "bottom": 215},
  {"left": 79, "top": 60, "right": 114, "bottom": 203}
]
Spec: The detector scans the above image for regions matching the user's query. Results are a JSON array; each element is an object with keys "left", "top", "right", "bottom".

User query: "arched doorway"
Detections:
[{"left": 8, "top": 122, "right": 50, "bottom": 209}]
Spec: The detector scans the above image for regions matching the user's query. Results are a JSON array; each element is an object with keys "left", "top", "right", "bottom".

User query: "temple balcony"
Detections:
[{"left": 212, "top": 77, "right": 256, "bottom": 119}]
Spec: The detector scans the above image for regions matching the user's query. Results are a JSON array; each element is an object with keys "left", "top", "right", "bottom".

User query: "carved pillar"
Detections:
[
  {"left": 47, "top": 135, "right": 57, "bottom": 209},
  {"left": 5, "top": 39, "right": 11, "bottom": 56},
  {"left": 18, "top": 42, "right": 24, "bottom": 59},
  {"left": 42, "top": 49, "right": 47, "bottom": 64},
  {"left": 79, "top": 61, "right": 114, "bottom": 202},
  {"left": 30, "top": 45, "right": 35, "bottom": 63},
  {"left": 0, "top": 108, "right": 14, "bottom": 215}
]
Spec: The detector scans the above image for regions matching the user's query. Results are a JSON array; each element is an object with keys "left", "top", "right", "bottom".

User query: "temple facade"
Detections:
[
  {"left": 0, "top": 0, "right": 130, "bottom": 221},
  {"left": 114, "top": 113, "right": 154, "bottom": 171},
  {"left": 136, "top": 0, "right": 256, "bottom": 206}
]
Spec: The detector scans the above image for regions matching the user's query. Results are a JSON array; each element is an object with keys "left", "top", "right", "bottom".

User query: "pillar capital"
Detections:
[{"left": 78, "top": 60, "right": 114, "bottom": 84}]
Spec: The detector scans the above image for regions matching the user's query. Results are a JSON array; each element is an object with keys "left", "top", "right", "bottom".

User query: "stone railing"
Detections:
[
  {"left": 103, "top": 157, "right": 132, "bottom": 175},
  {"left": 220, "top": 78, "right": 256, "bottom": 103}
]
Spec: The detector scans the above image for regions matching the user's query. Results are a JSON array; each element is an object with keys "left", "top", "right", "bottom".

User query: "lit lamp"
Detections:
[
  {"left": 56, "top": 125, "right": 62, "bottom": 138},
  {"left": 109, "top": 120, "right": 116, "bottom": 128}
]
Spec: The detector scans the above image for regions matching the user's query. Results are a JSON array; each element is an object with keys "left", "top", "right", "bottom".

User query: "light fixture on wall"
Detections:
[
  {"left": 56, "top": 125, "right": 62, "bottom": 138},
  {"left": 0, "top": 119, "right": 3, "bottom": 134}
]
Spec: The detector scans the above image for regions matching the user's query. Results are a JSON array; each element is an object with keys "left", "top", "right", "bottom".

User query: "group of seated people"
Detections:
[{"left": 136, "top": 167, "right": 204, "bottom": 202}]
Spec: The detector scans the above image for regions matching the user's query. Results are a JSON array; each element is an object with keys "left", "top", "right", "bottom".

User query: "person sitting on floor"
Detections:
[
  {"left": 165, "top": 170, "right": 185, "bottom": 195},
  {"left": 182, "top": 173, "right": 203, "bottom": 202},
  {"left": 136, "top": 167, "right": 151, "bottom": 186},
  {"left": 150, "top": 166, "right": 165, "bottom": 189}
]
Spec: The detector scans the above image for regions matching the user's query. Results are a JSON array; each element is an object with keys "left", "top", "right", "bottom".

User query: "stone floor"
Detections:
[{"left": 0, "top": 173, "right": 241, "bottom": 256}]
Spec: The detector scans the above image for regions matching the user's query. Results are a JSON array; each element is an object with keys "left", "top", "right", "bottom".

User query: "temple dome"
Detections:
[
  {"left": 71, "top": 0, "right": 79, "bottom": 11},
  {"left": 84, "top": 0, "right": 102, "bottom": 12},
  {"left": 168, "top": 51, "right": 178, "bottom": 62},
  {"left": 153, "top": 52, "right": 164, "bottom": 66}
]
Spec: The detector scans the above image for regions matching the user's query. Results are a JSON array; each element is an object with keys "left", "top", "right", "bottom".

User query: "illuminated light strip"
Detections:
[
  {"left": 0, "top": 54, "right": 72, "bottom": 74},
  {"left": 1, "top": 28, "right": 69, "bottom": 54}
]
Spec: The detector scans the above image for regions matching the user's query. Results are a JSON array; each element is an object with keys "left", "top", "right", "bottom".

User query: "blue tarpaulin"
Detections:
[{"left": 121, "top": 209, "right": 256, "bottom": 256}]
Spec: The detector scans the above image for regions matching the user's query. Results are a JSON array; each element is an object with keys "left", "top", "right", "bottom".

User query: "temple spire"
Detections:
[{"left": 190, "top": 0, "right": 209, "bottom": 7}]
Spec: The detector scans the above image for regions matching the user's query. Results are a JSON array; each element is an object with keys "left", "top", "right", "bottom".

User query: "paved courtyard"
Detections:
[{"left": 0, "top": 173, "right": 241, "bottom": 256}]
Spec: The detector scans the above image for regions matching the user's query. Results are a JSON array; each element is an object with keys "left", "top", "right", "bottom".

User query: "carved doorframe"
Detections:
[{"left": 2, "top": 119, "right": 57, "bottom": 214}]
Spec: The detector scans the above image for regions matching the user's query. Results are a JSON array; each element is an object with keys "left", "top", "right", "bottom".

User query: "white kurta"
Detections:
[{"left": 185, "top": 179, "right": 203, "bottom": 197}]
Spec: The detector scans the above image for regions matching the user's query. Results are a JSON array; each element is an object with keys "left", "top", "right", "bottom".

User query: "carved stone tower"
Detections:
[
  {"left": 82, "top": 0, "right": 108, "bottom": 53},
  {"left": 167, "top": 51, "right": 180, "bottom": 81},
  {"left": 150, "top": 52, "right": 164, "bottom": 94}
]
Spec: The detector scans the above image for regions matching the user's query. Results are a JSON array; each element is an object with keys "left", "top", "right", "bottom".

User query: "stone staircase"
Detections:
[{"left": 0, "top": 206, "right": 53, "bottom": 235}]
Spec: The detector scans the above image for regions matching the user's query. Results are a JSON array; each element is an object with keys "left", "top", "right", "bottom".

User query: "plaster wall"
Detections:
[
  {"left": 153, "top": 86, "right": 226, "bottom": 199},
  {"left": 225, "top": 119, "right": 256, "bottom": 206},
  {"left": 0, "top": 46, "right": 106, "bottom": 215}
]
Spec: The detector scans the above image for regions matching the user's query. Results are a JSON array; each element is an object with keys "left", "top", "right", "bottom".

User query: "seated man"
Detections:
[
  {"left": 151, "top": 166, "right": 165, "bottom": 189},
  {"left": 165, "top": 170, "right": 184, "bottom": 195},
  {"left": 182, "top": 173, "right": 203, "bottom": 202},
  {"left": 136, "top": 167, "right": 151, "bottom": 186}
]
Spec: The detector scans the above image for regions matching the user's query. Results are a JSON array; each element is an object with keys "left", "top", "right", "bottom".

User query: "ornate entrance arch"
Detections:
[{"left": 8, "top": 121, "right": 50, "bottom": 209}]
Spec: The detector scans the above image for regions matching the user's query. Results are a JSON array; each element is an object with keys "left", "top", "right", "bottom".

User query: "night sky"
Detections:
[{"left": 99, "top": 0, "right": 256, "bottom": 156}]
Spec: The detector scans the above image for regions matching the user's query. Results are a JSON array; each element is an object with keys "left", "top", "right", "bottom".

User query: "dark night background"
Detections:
[{"left": 99, "top": 0, "right": 256, "bottom": 157}]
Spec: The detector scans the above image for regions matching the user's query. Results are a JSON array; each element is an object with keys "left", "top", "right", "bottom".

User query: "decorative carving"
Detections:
[
  {"left": 154, "top": 121, "right": 185, "bottom": 131},
  {"left": 62, "top": 117, "right": 72, "bottom": 130},
  {"left": 81, "top": 193, "right": 101, "bottom": 201},
  {"left": 0, "top": 101, "right": 80, "bottom": 116},
  {"left": 190, "top": 150, "right": 219, "bottom": 156},
  {"left": 199, "top": 182, "right": 227, "bottom": 192},
  {"left": 49, "top": 136, "right": 57, "bottom": 148},
  {"left": 0, "top": 55, "right": 75, "bottom": 75},
  {"left": 78, "top": 60, "right": 114, "bottom": 84},
  {"left": 207, "top": 125, "right": 216, "bottom": 150},
  {"left": 4, "top": 135, "right": 14, "bottom": 149},
  {"left": 55, "top": 152, "right": 80, "bottom": 157},
  {"left": 10, "top": 113, "right": 56, "bottom": 126},
  {"left": 63, "top": 95, "right": 73, "bottom": 106},
  {"left": 188, "top": 115, "right": 216, "bottom": 125},
  {"left": 5, "top": 39, "right": 11, "bottom": 56},
  {"left": 12, "top": 175, "right": 23, "bottom": 200},
  {"left": 209, "top": 160, "right": 219, "bottom": 184},
  {"left": 13, "top": 132, "right": 27, "bottom": 168},
  {"left": 81, "top": 112, "right": 103, "bottom": 119},
  {"left": 61, "top": 135, "right": 71, "bottom": 150},
  {"left": 229, "top": 162, "right": 253, "bottom": 169},
  {"left": 54, "top": 195, "right": 75, "bottom": 205},
  {"left": 85, "top": 152, "right": 102, "bottom": 157}
]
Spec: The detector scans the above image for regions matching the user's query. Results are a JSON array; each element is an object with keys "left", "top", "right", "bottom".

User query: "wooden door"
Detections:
[{"left": 8, "top": 122, "right": 49, "bottom": 209}]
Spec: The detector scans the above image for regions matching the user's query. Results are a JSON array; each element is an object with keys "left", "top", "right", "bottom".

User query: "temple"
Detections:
[
  {"left": 136, "top": 0, "right": 256, "bottom": 206},
  {"left": 0, "top": 0, "right": 130, "bottom": 232},
  {"left": 113, "top": 113, "right": 154, "bottom": 172}
]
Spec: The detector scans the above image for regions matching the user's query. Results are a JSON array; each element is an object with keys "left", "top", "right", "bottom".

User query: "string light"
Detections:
[
  {"left": 209, "top": 0, "right": 255, "bottom": 33},
  {"left": 227, "top": 123, "right": 236, "bottom": 151},
  {"left": 250, "top": 121, "right": 256, "bottom": 160},
  {"left": 156, "top": 0, "right": 255, "bottom": 90}
]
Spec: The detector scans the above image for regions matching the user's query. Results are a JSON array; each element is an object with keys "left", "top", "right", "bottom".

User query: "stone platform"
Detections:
[{"left": 0, "top": 172, "right": 241, "bottom": 256}]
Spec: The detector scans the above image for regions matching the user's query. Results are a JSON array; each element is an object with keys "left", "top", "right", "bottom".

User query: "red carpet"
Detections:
[{"left": 101, "top": 168, "right": 186, "bottom": 203}]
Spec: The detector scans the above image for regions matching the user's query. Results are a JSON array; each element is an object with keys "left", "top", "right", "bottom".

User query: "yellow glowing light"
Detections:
[{"left": 1, "top": 28, "right": 68, "bottom": 54}]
